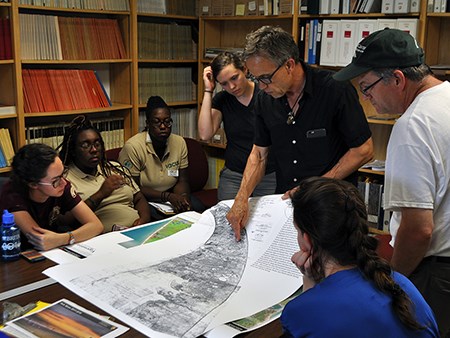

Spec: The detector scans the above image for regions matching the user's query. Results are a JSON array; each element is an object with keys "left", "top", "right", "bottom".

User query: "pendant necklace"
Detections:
[{"left": 286, "top": 80, "right": 306, "bottom": 125}]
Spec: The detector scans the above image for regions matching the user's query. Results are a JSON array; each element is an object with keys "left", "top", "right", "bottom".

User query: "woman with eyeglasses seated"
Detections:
[
  {"left": 58, "top": 115, "right": 151, "bottom": 232},
  {"left": 119, "top": 96, "right": 206, "bottom": 220},
  {"left": 199, "top": 52, "right": 276, "bottom": 201},
  {"left": 0, "top": 143, "right": 103, "bottom": 251},
  {"left": 281, "top": 177, "right": 438, "bottom": 338}
]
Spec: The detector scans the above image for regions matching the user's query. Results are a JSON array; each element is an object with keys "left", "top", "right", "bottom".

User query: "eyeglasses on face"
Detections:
[
  {"left": 150, "top": 118, "right": 173, "bottom": 128},
  {"left": 79, "top": 140, "right": 102, "bottom": 151},
  {"left": 38, "top": 167, "right": 69, "bottom": 188},
  {"left": 249, "top": 63, "right": 283, "bottom": 85},
  {"left": 359, "top": 77, "right": 384, "bottom": 96}
]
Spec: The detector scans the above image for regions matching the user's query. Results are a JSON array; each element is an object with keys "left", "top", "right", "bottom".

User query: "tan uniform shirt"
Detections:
[
  {"left": 67, "top": 163, "right": 140, "bottom": 232},
  {"left": 118, "top": 131, "right": 188, "bottom": 192}
]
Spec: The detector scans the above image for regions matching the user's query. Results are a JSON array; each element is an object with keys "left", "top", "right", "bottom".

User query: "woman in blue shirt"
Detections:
[{"left": 282, "top": 177, "right": 438, "bottom": 338}]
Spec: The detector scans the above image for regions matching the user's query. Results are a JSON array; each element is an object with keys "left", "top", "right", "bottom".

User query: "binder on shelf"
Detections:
[
  {"left": 394, "top": 0, "right": 411, "bottom": 13},
  {"left": 396, "top": 18, "right": 418, "bottom": 39},
  {"left": 410, "top": 0, "right": 420, "bottom": 11},
  {"left": 356, "top": 19, "right": 378, "bottom": 44},
  {"left": 434, "top": 0, "right": 441, "bottom": 11},
  {"left": 377, "top": 18, "right": 397, "bottom": 30},
  {"left": 330, "top": 0, "right": 340, "bottom": 13},
  {"left": 336, "top": 20, "right": 357, "bottom": 67},
  {"left": 320, "top": 20, "right": 339, "bottom": 66},
  {"left": 381, "top": 0, "right": 395, "bottom": 13},
  {"left": 320, "top": 0, "right": 331, "bottom": 14},
  {"left": 342, "top": 0, "right": 351, "bottom": 13}
]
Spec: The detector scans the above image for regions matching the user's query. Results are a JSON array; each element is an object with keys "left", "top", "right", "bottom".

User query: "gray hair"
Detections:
[
  {"left": 243, "top": 26, "right": 300, "bottom": 66},
  {"left": 373, "top": 64, "right": 433, "bottom": 83}
]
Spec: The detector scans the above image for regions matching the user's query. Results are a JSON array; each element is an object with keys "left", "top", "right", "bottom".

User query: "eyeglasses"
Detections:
[
  {"left": 359, "top": 77, "right": 384, "bottom": 96},
  {"left": 249, "top": 63, "right": 283, "bottom": 85},
  {"left": 79, "top": 140, "right": 102, "bottom": 151},
  {"left": 150, "top": 118, "right": 173, "bottom": 128},
  {"left": 38, "top": 167, "right": 69, "bottom": 188}
]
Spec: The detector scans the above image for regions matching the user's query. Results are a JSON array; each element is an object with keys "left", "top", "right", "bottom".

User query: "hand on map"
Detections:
[{"left": 226, "top": 198, "right": 249, "bottom": 241}]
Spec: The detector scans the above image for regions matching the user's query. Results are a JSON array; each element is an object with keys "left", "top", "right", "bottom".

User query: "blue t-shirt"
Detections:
[{"left": 281, "top": 268, "right": 438, "bottom": 338}]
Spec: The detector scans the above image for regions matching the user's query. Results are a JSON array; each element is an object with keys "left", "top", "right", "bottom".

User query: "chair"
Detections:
[
  {"left": 105, "top": 147, "right": 121, "bottom": 162},
  {"left": 374, "top": 232, "right": 393, "bottom": 263},
  {"left": 184, "top": 137, "right": 218, "bottom": 209}
]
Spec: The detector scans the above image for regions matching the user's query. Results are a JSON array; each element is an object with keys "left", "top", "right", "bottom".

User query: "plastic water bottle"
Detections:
[{"left": 1, "top": 210, "right": 21, "bottom": 262}]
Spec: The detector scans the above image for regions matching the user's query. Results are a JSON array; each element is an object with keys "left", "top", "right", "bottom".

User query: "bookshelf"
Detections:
[
  {"left": 1, "top": 0, "right": 133, "bottom": 174},
  {"left": 134, "top": 0, "right": 198, "bottom": 137},
  {"left": 0, "top": 1, "right": 16, "bottom": 173}
]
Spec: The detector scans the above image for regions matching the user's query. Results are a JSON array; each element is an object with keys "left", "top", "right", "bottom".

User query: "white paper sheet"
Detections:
[{"left": 44, "top": 195, "right": 302, "bottom": 338}]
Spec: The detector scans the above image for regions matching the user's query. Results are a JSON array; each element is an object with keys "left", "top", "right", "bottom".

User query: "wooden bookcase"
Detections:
[
  {"left": 0, "top": 0, "right": 133, "bottom": 174},
  {"left": 133, "top": 5, "right": 198, "bottom": 136}
]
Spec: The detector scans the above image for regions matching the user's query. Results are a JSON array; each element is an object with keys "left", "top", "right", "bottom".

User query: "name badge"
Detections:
[{"left": 168, "top": 169, "right": 179, "bottom": 177}]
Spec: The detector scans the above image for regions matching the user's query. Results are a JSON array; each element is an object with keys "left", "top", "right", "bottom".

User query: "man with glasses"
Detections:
[
  {"left": 119, "top": 96, "right": 205, "bottom": 220},
  {"left": 227, "top": 26, "right": 374, "bottom": 240},
  {"left": 0, "top": 143, "right": 103, "bottom": 251},
  {"left": 333, "top": 28, "right": 450, "bottom": 337}
]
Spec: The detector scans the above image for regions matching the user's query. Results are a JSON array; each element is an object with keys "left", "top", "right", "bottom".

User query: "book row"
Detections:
[
  {"left": 22, "top": 69, "right": 111, "bottom": 113},
  {"left": 199, "top": 0, "right": 294, "bottom": 16},
  {"left": 26, "top": 117, "right": 124, "bottom": 151},
  {"left": 19, "top": 14, "right": 126, "bottom": 60},
  {"left": 0, "top": 18, "right": 12, "bottom": 60},
  {"left": 137, "top": 0, "right": 197, "bottom": 16},
  {"left": 138, "top": 67, "right": 196, "bottom": 104},
  {"left": 138, "top": 22, "right": 197, "bottom": 60},
  {"left": 0, "top": 128, "right": 14, "bottom": 168},
  {"left": 18, "top": 0, "right": 129, "bottom": 11},
  {"left": 301, "top": 18, "right": 418, "bottom": 67},
  {"left": 310, "top": 0, "right": 420, "bottom": 14},
  {"left": 138, "top": 108, "right": 197, "bottom": 139}
]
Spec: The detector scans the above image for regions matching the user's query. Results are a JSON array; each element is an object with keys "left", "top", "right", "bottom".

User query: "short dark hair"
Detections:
[
  {"left": 210, "top": 51, "right": 245, "bottom": 80},
  {"left": 11, "top": 143, "right": 57, "bottom": 193},
  {"left": 146, "top": 96, "right": 169, "bottom": 121}
]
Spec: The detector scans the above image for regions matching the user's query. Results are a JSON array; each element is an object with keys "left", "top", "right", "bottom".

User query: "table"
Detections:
[{"left": 1, "top": 258, "right": 283, "bottom": 337}]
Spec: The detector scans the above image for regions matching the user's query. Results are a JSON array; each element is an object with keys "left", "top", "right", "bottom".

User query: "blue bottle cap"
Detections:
[{"left": 2, "top": 210, "right": 14, "bottom": 225}]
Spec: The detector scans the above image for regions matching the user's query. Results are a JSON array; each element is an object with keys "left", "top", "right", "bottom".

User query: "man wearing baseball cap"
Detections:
[{"left": 334, "top": 28, "right": 450, "bottom": 337}]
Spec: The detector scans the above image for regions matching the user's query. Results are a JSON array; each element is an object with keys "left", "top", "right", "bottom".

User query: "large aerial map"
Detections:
[
  {"left": 45, "top": 196, "right": 303, "bottom": 338},
  {"left": 68, "top": 204, "right": 247, "bottom": 338}
]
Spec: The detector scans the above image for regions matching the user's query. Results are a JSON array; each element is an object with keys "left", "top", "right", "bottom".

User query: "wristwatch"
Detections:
[{"left": 67, "top": 231, "right": 76, "bottom": 245}]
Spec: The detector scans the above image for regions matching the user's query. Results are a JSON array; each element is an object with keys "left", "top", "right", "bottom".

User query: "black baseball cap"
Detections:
[{"left": 333, "top": 28, "right": 424, "bottom": 81}]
